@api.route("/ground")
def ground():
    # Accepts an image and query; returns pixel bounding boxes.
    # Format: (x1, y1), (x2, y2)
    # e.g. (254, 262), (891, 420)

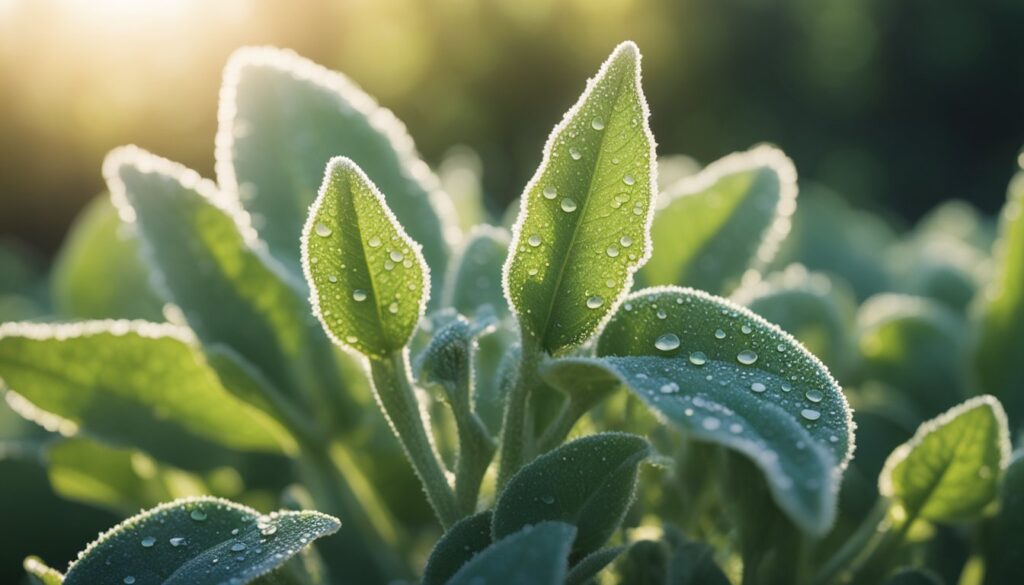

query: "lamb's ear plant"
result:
(1, 40), (1022, 585)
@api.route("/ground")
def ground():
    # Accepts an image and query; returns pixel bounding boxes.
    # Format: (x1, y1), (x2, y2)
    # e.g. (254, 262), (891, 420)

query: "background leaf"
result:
(447, 522), (576, 585)
(983, 450), (1024, 585)
(503, 41), (656, 354)
(443, 225), (510, 317)
(23, 557), (62, 585)
(421, 510), (492, 585)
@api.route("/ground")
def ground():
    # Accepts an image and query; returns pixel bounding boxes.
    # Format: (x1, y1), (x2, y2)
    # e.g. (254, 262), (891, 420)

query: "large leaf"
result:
(493, 433), (649, 556)
(447, 522), (576, 585)
(588, 286), (853, 535)
(216, 46), (454, 299)
(983, 450), (1024, 584)
(974, 168), (1024, 428)
(641, 145), (797, 294)
(303, 157), (429, 360)
(503, 41), (657, 355)
(50, 195), (164, 321)
(444, 225), (510, 317)
(422, 510), (493, 585)
(0, 321), (292, 464)
(879, 395), (1011, 522)
(61, 496), (339, 585)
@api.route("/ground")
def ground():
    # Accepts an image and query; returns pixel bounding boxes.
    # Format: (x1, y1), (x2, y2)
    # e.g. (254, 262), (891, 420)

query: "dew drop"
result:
(656, 309), (667, 320)
(389, 250), (404, 262)
(569, 147), (582, 160)
(586, 295), (604, 309)
(689, 351), (708, 365)
(805, 389), (823, 403)
(659, 382), (679, 394)
(352, 289), (367, 302)
(190, 509), (208, 522)
(606, 246), (620, 257)
(702, 417), (721, 431)
(623, 174), (636, 186)
(327, 275), (337, 283)
(543, 185), (557, 199)
(801, 409), (821, 421)
(540, 494), (556, 505)
(388, 302), (399, 314)
(141, 537), (156, 548)
(655, 333), (681, 351)
(314, 223), (332, 238)
(367, 236), (382, 248)
(730, 423), (743, 434)
(714, 329), (726, 339)
(781, 382), (792, 392)
(737, 350), (758, 365)
(741, 325), (752, 334)
(591, 117), (605, 130)
(750, 382), (766, 393)
(231, 542), (247, 552)
(560, 198), (578, 212)
(528, 234), (542, 247)
(124, 577), (136, 584)
(619, 235), (633, 247)
(170, 537), (187, 547)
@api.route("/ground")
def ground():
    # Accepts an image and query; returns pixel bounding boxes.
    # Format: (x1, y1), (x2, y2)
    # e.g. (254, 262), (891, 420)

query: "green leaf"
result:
(303, 157), (430, 360)
(50, 195), (164, 321)
(503, 41), (657, 355)
(0, 321), (293, 464)
(591, 286), (853, 535)
(493, 432), (649, 556)
(974, 168), (1024, 428)
(983, 450), (1024, 585)
(565, 546), (625, 585)
(24, 557), (63, 585)
(61, 496), (339, 585)
(883, 567), (943, 585)
(879, 395), (1011, 522)
(216, 47), (455, 301)
(616, 540), (670, 585)
(422, 510), (493, 585)
(447, 522), (576, 585)
(641, 145), (797, 294)
(667, 541), (731, 585)
(444, 225), (510, 317)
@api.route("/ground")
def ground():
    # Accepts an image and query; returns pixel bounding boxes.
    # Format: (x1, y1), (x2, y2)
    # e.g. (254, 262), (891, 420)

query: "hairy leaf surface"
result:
(422, 510), (493, 585)
(447, 522), (576, 585)
(445, 225), (510, 317)
(23, 557), (62, 585)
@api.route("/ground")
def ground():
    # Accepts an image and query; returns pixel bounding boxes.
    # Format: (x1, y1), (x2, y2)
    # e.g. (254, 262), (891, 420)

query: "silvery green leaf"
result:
(444, 225), (510, 317)
(565, 546), (626, 585)
(447, 522), (576, 585)
(421, 510), (492, 585)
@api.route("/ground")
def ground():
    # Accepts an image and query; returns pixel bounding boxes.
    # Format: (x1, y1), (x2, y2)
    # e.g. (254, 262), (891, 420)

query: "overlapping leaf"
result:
(444, 225), (510, 317)
(447, 522), (576, 585)
(422, 510), (493, 585)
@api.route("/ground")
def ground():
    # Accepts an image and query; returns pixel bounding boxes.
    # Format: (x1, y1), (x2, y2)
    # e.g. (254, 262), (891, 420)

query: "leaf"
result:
(883, 567), (943, 585)
(0, 321), (293, 465)
(303, 157), (430, 360)
(50, 195), (164, 321)
(493, 432), (649, 556)
(667, 541), (731, 585)
(61, 496), (339, 585)
(444, 225), (511, 317)
(591, 286), (853, 535)
(879, 395), (1011, 522)
(565, 546), (625, 585)
(23, 557), (63, 585)
(983, 450), (1024, 584)
(641, 145), (797, 294)
(503, 41), (657, 355)
(974, 168), (1024, 428)
(447, 522), (576, 585)
(616, 540), (670, 585)
(216, 47), (455, 301)
(422, 510), (493, 585)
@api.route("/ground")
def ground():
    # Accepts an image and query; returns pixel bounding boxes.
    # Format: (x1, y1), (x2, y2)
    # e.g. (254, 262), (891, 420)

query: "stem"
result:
(812, 497), (890, 585)
(845, 506), (917, 585)
(453, 413), (495, 514)
(536, 396), (587, 454)
(496, 334), (542, 490)
(369, 350), (460, 528)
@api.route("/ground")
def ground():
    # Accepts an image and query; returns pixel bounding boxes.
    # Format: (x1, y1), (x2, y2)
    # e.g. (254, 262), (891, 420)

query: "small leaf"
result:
(447, 522), (576, 585)
(444, 225), (510, 317)
(592, 286), (853, 535)
(0, 321), (293, 463)
(879, 395), (1011, 522)
(493, 432), (649, 556)
(983, 450), (1024, 584)
(216, 47), (455, 299)
(422, 510), (493, 585)
(303, 157), (429, 360)
(24, 557), (63, 585)
(565, 546), (625, 585)
(503, 41), (657, 355)
(641, 145), (797, 294)
(61, 496), (339, 585)
(974, 167), (1024, 428)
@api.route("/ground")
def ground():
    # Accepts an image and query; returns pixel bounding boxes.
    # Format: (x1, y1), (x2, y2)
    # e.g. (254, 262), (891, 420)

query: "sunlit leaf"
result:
(422, 510), (492, 585)
(23, 557), (63, 585)
(447, 522), (576, 585)
(503, 41), (657, 354)
(444, 225), (510, 317)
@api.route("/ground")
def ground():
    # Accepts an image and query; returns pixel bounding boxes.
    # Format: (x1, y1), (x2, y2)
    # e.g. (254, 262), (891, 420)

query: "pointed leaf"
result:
(448, 522), (576, 585)
(503, 41), (657, 354)
(303, 157), (430, 359)
(641, 146), (797, 294)
(216, 47), (454, 299)
(592, 286), (853, 535)
(62, 496), (339, 585)
(493, 432), (649, 555)
(422, 510), (493, 585)
(983, 450), (1024, 584)
(879, 395), (1011, 522)
(565, 546), (626, 585)
(24, 557), (63, 585)
(444, 225), (510, 317)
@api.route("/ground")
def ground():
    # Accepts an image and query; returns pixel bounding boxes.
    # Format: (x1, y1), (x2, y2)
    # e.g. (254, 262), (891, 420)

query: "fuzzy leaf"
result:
(493, 433), (649, 555)
(422, 510), (493, 585)
(504, 41), (656, 355)
(444, 225), (510, 317)
(303, 157), (430, 360)
(879, 395), (1011, 522)
(216, 47), (454, 299)
(641, 146), (796, 294)
(23, 557), (63, 585)
(592, 286), (853, 535)
(448, 522), (576, 585)
(61, 496), (339, 585)
(565, 546), (626, 585)
(667, 541), (731, 585)
(983, 450), (1024, 584)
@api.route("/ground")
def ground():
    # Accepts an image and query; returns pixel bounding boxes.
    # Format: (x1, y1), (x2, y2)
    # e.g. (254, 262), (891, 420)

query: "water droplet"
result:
(702, 417), (721, 431)
(569, 147), (582, 160)
(805, 389), (823, 403)
(124, 577), (136, 584)
(591, 117), (605, 130)
(623, 174), (636, 186)
(689, 351), (708, 365)
(751, 382), (766, 393)
(656, 309), (667, 320)
(190, 509), (208, 522)
(367, 236), (382, 248)
(659, 382), (679, 394)
(619, 235), (633, 247)
(714, 329), (726, 339)
(346, 335), (358, 344)
(352, 289), (367, 302)
(327, 275), (337, 283)
(781, 382), (792, 392)
(541, 494), (556, 504)
(606, 246), (619, 257)
(314, 223), (332, 237)
(262, 525), (277, 536)
(560, 198), (578, 212)
(528, 234), (542, 247)
(141, 536), (156, 548)
(389, 250), (404, 262)
(730, 423), (743, 434)
(388, 302), (399, 314)
(528, 267), (539, 276)
(655, 333), (681, 351)
(231, 542), (247, 552)
(170, 537), (187, 547)
(776, 343), (786, 352)
(586, 295), (604, 309)
(741, 325), (752, 334)
(543, 186), (557, 199)
(801, 409), (821, 421)
(737, 350), (758, 365)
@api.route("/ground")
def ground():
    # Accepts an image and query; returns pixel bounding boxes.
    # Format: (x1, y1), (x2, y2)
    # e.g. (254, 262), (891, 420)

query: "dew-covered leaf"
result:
(62, 496), (339, 585)
(493, 433), (649, 556)
(50, 195), (164, 321)
(447, 522), (576, 585)
(216, 47), (454, 299)
(23, 557), (63, 585)
(503, 41), (656, 355)
(593, 286), (853, 535)
(983, 450), (1024, 584)
(0, 321), (293, 464)
(879, 395), (1011, 522)
(444, 225), (510, 317)
(303, 157), (429, 360)
(421, 510), (492, 585)
(974, 168), (1024, 428)
(565, 546), (625, 585)
(641, 146), (796, 295)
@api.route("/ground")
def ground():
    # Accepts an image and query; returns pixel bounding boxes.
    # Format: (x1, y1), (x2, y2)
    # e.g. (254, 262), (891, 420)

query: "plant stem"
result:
(369, 350), (460, 528)
(812, 497), (890, 585)
(496, 334), (541, 490)
(536, 396), (586, 454)
(453, 412), (495, 514)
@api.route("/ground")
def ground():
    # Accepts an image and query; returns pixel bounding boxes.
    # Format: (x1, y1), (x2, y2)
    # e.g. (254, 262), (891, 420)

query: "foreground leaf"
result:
(23, 557), (62, 585)
(879, 395), (1011, 522)
(444, 225), (510, 317)
(62, 496), (339, 585)
(303, 157), (430, 360)
(641, 145), (796, 294)
(983, 450), (1024, 584)
(565, 546), (626, 585)
(216, 47), (454, 298)
(422, 510), (493, 585)
(493, 433), (649, 555)
(448, 522), (576, 585)
(504, 41), (657, 354)
(592, 286), (853, 535)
